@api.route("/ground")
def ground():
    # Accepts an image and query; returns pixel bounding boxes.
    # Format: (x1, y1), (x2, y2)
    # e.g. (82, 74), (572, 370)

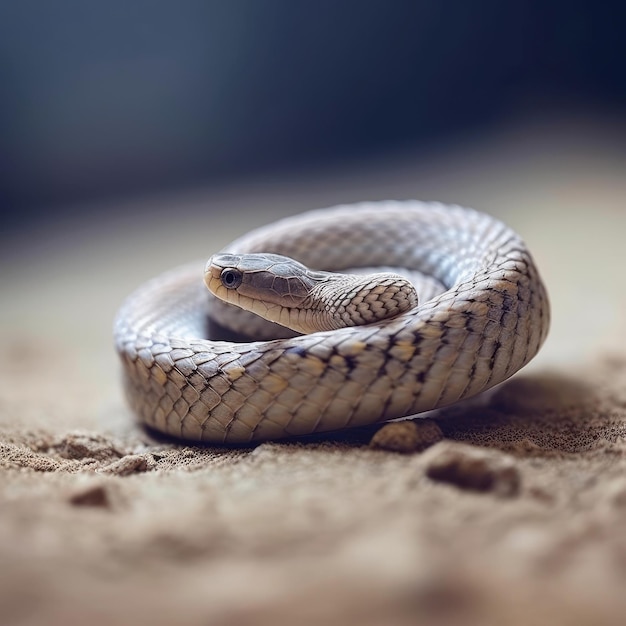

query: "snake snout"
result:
(204, 254), (235, 297)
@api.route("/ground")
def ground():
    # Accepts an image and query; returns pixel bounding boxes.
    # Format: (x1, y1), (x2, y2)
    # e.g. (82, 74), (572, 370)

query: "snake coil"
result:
(114, 201), (549, 443)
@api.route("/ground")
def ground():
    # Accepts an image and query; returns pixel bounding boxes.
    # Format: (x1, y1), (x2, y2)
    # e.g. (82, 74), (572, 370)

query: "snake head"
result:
(205, 252), (418, 335)
(205, 253), (318, 328)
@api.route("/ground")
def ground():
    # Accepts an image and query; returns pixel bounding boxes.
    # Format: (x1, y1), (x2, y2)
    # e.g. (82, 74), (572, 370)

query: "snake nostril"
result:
(221, 268), (243, 289)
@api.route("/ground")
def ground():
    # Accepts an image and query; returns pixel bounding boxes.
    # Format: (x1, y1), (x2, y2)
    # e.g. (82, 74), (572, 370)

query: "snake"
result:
(114, 201), (550, 444)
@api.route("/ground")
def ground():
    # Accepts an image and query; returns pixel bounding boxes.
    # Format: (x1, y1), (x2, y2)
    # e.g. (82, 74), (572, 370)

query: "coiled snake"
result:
(114, 201), (549, 443)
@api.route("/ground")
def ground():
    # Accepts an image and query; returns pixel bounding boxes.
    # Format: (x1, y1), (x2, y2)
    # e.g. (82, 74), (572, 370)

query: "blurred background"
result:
(1, 7), (625, 623)
(1, 1), (624, 227)
(0, 6), (626, 626)
(0, 0), (624, 384)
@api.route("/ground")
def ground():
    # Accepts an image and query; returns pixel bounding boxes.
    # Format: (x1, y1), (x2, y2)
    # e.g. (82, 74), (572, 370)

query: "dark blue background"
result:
(1, 1), (624, 223)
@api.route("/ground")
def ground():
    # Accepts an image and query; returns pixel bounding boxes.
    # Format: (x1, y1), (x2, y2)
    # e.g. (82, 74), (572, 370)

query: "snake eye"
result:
(220, 268), (243, 289)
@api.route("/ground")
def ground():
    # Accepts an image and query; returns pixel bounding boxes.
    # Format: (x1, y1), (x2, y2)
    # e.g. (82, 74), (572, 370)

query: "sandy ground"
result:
(2, 112), (626, 625)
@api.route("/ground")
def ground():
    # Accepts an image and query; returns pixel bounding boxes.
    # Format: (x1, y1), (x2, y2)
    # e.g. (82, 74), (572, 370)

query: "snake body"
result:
(114, 201), (549, 443)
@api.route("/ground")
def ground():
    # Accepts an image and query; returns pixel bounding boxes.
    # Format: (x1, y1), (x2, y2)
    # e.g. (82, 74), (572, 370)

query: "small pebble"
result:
(424, 441), (520, 497)
(68, 484), (110, 508)
(98, 454), (149, 476)
(370, 419), (444, 453)
(0, 442), (61, 472)
(54, 432), (122, 461)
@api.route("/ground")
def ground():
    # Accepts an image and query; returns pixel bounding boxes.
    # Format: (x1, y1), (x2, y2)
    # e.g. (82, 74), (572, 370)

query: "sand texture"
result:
(2, 116), (625, 625)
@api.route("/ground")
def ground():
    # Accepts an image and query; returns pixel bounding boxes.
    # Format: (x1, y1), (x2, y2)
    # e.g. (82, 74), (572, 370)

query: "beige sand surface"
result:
(2, 113), (625, 625)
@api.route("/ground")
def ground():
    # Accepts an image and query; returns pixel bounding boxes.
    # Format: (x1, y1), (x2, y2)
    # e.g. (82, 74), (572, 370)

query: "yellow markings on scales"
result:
(299, 354), (326, 376)
(259, 372), (289, 394)
(152, 365), (168, 385)
(336, 339), (367, 357)
(389, 341), (416, 362)
(224, 364), (246, 382)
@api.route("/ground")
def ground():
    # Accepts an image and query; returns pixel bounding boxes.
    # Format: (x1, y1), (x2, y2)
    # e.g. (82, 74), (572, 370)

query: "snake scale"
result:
(114, 201), (550, 443)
